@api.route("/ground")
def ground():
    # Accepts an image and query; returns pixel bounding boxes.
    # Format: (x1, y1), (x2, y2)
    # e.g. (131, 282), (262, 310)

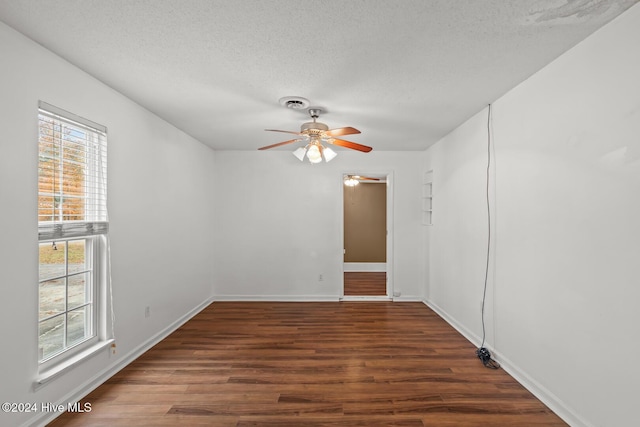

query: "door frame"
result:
(340, 171), (394, 300)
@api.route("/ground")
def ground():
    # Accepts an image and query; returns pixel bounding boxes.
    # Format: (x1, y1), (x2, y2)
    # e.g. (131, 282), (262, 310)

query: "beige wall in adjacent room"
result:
(344, 182), (386, 262)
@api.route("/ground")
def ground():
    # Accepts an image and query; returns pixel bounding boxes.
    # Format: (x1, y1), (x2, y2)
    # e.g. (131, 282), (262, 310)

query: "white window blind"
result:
(38, 101), (108, 240)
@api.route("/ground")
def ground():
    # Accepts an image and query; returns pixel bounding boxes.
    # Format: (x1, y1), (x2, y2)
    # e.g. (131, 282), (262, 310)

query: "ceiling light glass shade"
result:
(292, 147), (307, 161)
(344, 178), (359, 186)
(323, 146), (337, 162)
(306, 144), (322, 163)
(293, 142), (338, 164)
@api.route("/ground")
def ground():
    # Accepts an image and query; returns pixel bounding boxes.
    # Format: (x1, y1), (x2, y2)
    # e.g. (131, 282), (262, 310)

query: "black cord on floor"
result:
(478, 104), (499, 370)
(476, 347), (500, 369)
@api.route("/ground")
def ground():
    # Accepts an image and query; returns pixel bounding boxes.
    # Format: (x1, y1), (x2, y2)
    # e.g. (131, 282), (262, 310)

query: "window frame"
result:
(38, 236), (100, 369)
(37, 101), (109, 375)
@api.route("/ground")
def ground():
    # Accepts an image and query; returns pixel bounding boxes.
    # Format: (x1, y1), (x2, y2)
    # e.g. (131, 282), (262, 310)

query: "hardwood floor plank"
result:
(47, 302), (566, 426)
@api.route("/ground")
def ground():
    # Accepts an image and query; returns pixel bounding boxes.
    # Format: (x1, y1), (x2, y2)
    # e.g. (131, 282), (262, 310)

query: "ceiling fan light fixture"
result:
(323, 146), (337, 162)
(293, 143), (336, 163)
(306, 144), (323, 163)
(344, 177), (359, 186)
(292, 146), (307, 161)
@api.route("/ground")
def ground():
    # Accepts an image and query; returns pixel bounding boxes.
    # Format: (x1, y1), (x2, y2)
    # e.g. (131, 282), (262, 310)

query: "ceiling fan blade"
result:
(330, 138), (373, 153)
(265, 129), (302, 136)
(325, 127), (361, 137)
(258, 139), (300, 150)
(354, 176), (380, 181)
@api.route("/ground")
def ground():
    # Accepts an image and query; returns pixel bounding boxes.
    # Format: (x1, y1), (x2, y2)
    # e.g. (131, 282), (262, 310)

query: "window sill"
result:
(34, 339), (115, 389)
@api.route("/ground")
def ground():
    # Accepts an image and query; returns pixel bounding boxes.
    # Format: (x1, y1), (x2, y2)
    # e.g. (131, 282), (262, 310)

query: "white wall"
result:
(213, 150), (424, 300)
(0, 22), (216, 427)
(425, 5), (640, 427)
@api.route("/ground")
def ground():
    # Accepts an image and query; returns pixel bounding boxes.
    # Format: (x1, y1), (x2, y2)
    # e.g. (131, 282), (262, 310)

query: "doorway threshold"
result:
(340, 296), (392, 302)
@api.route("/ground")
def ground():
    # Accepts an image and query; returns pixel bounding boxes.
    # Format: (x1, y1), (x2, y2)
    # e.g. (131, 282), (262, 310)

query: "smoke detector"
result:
(279, 96), (310, 110)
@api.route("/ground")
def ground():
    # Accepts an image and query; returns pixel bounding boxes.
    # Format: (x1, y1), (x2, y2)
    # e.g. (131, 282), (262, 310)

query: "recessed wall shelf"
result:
(422, 170), (433, 226)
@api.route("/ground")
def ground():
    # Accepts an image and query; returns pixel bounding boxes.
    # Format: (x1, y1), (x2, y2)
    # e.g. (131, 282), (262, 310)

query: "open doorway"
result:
(342, 173), (392, 299)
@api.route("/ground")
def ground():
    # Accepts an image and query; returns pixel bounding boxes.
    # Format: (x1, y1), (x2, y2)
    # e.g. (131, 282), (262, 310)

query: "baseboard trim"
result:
(214, 295), (422, 303)
(343, 262), (386, 272)
(423, 299), (481, 345)
(213, 295), (341, 302)
(28, 297), (215, 427)
(391, 296), (423, 302)
(423, 299), (593, 427)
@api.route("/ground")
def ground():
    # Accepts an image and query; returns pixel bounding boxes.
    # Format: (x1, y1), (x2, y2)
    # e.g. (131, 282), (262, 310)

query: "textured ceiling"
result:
(1, 0), (637, 151)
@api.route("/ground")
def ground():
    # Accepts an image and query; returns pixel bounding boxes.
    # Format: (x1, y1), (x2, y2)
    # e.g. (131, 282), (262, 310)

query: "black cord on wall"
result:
(477, 104), (500, 370)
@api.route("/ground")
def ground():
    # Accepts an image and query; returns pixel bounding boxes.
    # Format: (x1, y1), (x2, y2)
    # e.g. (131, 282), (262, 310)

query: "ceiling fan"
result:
(258, 108), (372, 163)
(344, 175), (380, 186)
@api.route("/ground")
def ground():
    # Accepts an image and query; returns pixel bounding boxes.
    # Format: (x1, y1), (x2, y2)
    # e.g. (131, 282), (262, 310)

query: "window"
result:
(37, 101), (108, 368)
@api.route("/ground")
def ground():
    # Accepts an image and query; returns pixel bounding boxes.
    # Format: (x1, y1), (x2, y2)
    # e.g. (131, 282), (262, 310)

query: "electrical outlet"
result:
(318, 274), (324, 281)
(145, 306), (151, 318)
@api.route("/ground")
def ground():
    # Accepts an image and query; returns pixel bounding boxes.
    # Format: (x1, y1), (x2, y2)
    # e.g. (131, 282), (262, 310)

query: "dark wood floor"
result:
(343, 272), (387, 296)
(49, 302), (566, 426)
